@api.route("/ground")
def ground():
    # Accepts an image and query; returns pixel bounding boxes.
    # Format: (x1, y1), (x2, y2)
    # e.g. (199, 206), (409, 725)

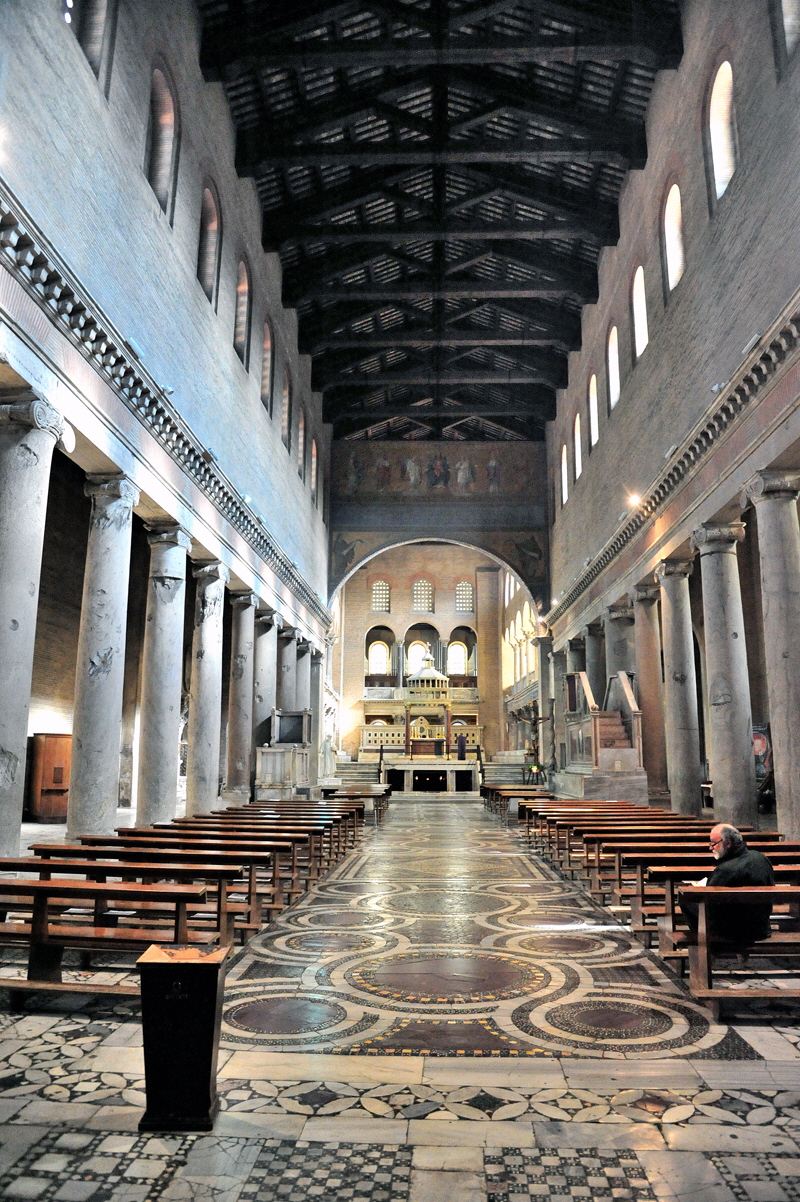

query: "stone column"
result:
(296, 639), (312, 710)
(655, 561), (702, 815)
(581, 623), (606, 709)
(277, 630), (297, 710)
(225, 592), (257, 804)
(185, 561), (229, 816)
(310, 649), (324, 785)
(533, 634), (554, 769)
(0, 396), (64, 855)
(565, 638), (585, 674)
(690, 522), (756, 826)
(68, 475), (140, 838)
(253, 613), (277, 746)
(630, 584), (668, 794)
(136, 524), (192, 827)
(603, 604), (635, 680)
(549, 649), (568, 770)
(743, 470), (800, 838)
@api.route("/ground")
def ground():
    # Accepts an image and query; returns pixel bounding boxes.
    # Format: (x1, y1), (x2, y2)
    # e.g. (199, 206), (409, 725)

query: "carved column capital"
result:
(690, 521), (746, 555)
(630, 584), (660, 606)
(603, 604), (634, 626)
(580, 622), (603, 639)
(85, 474), (139, 527)
(655, 559), (694, 584)
(145, 523), (192, 551)
(192, 560), (229, 586)
(230, 591), (258, 610)
(0, 394), (65, 441)
(741, 469), (800, 508)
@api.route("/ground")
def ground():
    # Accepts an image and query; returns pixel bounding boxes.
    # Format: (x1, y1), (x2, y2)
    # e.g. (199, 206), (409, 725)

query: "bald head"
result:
(710, 823), (744, 860)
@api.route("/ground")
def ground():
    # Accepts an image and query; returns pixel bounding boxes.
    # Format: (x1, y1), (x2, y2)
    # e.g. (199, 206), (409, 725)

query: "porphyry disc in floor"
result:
(226, 996), (347, 1035)
(348, 952), (548, 1002)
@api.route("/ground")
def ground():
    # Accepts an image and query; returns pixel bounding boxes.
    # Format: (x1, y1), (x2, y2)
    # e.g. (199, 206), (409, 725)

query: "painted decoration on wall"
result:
(333, 442), (544, 500)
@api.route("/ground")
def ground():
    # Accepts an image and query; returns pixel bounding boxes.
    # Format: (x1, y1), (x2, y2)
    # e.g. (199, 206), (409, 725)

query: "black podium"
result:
(137, 944), (229, 1131)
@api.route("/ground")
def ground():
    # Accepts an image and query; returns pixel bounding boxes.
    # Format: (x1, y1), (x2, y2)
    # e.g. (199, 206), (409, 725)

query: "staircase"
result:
(336, 760), (381, 786)
(483, 762), (529, 786)
(596, 711), (631, 749)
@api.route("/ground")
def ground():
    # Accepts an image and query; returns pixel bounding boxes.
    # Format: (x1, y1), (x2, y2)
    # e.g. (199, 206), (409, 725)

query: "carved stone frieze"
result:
(0, 181), (329, 627)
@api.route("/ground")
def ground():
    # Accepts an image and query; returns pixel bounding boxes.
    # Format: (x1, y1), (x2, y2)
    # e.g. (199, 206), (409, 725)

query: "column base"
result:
(220, 787), (251, 808)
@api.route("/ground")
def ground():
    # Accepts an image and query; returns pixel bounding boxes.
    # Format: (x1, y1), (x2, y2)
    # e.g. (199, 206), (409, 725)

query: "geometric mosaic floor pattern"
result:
(223, 802), (798, 1058)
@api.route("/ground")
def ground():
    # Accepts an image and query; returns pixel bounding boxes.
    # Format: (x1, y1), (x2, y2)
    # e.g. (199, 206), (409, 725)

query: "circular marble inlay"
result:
(545, 1000), (673, 1040)
(385, 891), (501, 916)
(226, 996), (347, 1034)
(349, 952), (547, 1002)
(285, 932), (375, 953)
(518, 934), (604, 955)
(303, 910), (381, 928)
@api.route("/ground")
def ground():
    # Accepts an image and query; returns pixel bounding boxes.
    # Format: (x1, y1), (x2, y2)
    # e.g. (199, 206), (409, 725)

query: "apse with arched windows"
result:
(330, 541), (539, 762)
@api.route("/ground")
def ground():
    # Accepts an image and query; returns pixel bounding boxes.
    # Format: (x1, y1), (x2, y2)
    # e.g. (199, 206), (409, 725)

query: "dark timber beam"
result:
(319, 369), (560, 388)
(286, 272), (597, 306)
(239, 137), (629, 174)
(306, 329), (578, 351)
(280, 223), (601, 245)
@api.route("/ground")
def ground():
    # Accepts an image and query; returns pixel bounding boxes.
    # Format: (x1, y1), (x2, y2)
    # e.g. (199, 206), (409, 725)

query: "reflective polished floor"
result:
(222, 802), (793, 1059)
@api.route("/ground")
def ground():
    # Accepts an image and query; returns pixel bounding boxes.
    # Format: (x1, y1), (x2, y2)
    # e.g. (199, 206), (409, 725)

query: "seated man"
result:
(680, 823), (774, 945)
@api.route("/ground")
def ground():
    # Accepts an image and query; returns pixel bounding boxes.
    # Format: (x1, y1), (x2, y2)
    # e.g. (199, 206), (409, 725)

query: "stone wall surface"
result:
(547, 0), (800, 616)
(0, 0), (329, 593)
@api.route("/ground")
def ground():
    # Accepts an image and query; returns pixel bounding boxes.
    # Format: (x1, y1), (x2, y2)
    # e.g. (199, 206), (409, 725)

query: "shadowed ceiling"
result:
(198, 0), (682, 441)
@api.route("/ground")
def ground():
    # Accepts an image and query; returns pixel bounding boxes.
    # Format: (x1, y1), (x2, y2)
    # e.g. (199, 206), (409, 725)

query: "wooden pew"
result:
(0, 857), (245, 945)
(0, 877), (208, 996)
(679, 884), (800, 1018)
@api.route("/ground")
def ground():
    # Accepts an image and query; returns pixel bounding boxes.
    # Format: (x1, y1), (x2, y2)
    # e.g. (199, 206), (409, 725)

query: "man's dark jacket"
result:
(704, 842), (775, 942)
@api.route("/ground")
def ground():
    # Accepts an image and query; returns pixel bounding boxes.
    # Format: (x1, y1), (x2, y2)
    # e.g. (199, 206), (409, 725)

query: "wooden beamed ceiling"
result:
(199, 0), (682, 441)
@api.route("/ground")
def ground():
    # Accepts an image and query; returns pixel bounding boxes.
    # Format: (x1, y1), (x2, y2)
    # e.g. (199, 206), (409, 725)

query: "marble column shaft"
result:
(253, 615), (277, 746)
(310, 650), (324, 784)
(743, 471), (800, 839)
(296, 640), (312, 711)
(691, 522), (756, 827)
(533, 635), (554, 768)
(136, 525), (192, 827)
(0, 397), (64, 856)
(68, 475), (140, 837)
(277, 631), (298, 710)
(656, 561), (702, 815)
(603, 605), (635, 681)
(581, 623), (606, 710)
(630, 584), (668, 793)
(185, 561), (229, 816)
(226, 592), (257, 799)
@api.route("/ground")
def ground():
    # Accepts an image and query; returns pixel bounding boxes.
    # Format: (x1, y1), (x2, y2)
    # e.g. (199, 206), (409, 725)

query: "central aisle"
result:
(223, 802), (754, 1059)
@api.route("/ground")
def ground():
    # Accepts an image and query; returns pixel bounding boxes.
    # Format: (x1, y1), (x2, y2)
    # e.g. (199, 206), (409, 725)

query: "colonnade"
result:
(0, 398), (323, 855)
(549, 470), (800, 839)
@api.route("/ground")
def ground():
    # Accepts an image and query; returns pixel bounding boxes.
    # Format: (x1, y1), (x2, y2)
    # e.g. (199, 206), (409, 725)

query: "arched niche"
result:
(447, 625), (478, 684)
(365, 625), (397, 686)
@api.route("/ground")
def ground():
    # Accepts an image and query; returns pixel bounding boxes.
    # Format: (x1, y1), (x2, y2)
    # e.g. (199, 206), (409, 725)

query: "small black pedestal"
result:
(137, 944), (229, 1132)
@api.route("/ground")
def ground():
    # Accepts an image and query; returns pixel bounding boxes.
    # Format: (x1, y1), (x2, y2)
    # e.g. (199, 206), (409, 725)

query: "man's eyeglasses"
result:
(709, 838), (723, 849)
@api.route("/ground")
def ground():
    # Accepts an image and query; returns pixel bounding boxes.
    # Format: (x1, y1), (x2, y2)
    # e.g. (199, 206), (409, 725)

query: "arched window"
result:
(407, 641), (428, 675)
(297, 409), (306, 479)
(368, 641), (389, 676)
(607, 326), (620, 408)
(311, 439), (318, 505)
(560, 444), (568, 505)
(371, 580), (390, 611)
(64, 0), (114, 77)
(412, 579), (434, 612)
(447, 641), (468, 676)
(233, 261), (251, 364)
(663, 184), (685, 291)
(455, 581), (474, 612)
(709, 61), (736, 200)
(146, 68), (178, 215)
(281, 371), (292, 450)
(632, 266), (649, 359)
(588, 374), (599, 446)
(781, 0), (800, 56)
(261, 322), (273, 414)
(196, 186), (220, 302)
(573, 413), (582, 479)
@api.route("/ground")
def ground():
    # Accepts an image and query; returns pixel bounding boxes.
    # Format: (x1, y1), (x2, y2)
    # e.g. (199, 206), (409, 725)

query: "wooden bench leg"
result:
(28, 895), (62, 983)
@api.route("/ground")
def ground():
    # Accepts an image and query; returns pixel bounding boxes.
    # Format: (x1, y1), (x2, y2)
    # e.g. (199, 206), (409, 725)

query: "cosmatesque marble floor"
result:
(0, 803), (796, 1199)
